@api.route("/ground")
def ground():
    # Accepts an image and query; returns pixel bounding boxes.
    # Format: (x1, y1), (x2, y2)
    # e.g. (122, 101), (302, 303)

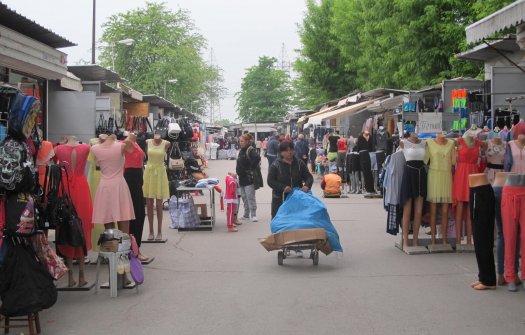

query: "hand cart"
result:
(277, 240), (322, 266)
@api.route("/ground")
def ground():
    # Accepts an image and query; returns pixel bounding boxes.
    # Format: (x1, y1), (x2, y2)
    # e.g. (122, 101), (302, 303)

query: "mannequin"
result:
(55, 135), (93, 287)
(453, 134), (481, 246)
(501, 173), (525, 292)
(504, 134), (525, 173)
(91, 135), (135, 287)
(87, 134), (107, 252)
(123, 132), (148, 261)
(484, 136), (506, 183)
(356, 130), (375, 194)
(424, 133), (456, 244)
(143, 133), (170, 240)
(399, 133), (427, 248)
(493, 172), (520, 286)
(468, 173), (496, 290)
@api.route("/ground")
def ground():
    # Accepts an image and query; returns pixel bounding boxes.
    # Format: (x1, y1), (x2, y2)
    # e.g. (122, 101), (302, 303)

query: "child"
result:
(225, 172), (239, 232)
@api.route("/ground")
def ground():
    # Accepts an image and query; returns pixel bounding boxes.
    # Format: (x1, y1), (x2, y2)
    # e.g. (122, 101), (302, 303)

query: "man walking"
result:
(294, 134), (309, 165)
(266, 133), (280, 167)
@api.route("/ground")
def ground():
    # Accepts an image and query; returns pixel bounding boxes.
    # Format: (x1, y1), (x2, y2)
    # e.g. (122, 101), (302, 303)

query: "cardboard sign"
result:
(418, 113), (442, 133)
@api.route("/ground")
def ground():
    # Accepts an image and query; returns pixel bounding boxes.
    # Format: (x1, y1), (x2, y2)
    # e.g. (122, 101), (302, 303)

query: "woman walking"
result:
(236, 134), (261, 222)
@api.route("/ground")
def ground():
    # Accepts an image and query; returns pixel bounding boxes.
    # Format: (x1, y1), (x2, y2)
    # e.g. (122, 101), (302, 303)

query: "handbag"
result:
(31, 233), (68, 280)
(5, 193), (36, 237)
(169, 195), (200, 229)
(129, 252), (144, 284)
(168, 143), (184, 171)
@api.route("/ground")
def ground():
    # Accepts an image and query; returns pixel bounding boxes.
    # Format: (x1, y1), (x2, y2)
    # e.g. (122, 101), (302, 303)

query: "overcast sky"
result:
(2, 0), (307, 122)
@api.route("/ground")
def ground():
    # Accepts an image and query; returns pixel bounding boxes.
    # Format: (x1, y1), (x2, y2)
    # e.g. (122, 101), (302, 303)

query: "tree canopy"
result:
(294, 0), (514, 109)
(235, 56), (292, 122)
(98, 2), (225, 116)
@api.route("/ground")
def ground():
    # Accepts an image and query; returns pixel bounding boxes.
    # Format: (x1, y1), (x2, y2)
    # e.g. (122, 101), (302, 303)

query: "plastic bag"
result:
(271, 188), (343, 253)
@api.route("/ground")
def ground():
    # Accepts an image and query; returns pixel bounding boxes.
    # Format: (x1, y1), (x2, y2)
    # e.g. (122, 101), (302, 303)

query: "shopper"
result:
(267, 140), (313, 218)
(236, 134), (261, 222)
(294, 133), (309, 165)
(266, 133), (280, 167)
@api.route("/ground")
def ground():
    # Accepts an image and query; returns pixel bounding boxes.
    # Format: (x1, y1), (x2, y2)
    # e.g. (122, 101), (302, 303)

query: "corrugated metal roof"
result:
(0, 2), (75, 48)
(142, 94), (180, 111)
(68, 65), (122, 82)
(456, 37), (520, 61)
(466, 0), (525, 44)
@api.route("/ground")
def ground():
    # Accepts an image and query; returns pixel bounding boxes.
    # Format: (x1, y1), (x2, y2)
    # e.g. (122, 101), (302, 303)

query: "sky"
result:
(2, 0), (307, 122)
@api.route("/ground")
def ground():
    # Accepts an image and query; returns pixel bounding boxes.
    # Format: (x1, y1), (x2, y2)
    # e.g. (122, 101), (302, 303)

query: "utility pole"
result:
(91, 0), (96, 64)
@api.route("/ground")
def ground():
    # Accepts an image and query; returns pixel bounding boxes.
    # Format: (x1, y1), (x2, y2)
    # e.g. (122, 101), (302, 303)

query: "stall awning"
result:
(321, 98), (384, 121)
(68, 65), (123, 82)
(456, 38), (520, 62)
(466, 0), (525, 44)
(367, 95), (408, 113)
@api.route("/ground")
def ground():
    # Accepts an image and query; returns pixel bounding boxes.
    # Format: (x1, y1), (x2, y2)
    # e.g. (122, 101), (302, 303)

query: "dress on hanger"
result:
(424, 139), (456, 203)
(54, 143), (93, 257)
(453, 138), (481, 203)
(484, 140), (506, 183)
(91, 141), (135, 224)
(143, 139), (169, 200)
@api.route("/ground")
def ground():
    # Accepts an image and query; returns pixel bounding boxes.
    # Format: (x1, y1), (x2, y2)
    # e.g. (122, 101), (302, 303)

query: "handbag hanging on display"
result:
(31, 233), (68, 280)
(168, 142), (185, 171)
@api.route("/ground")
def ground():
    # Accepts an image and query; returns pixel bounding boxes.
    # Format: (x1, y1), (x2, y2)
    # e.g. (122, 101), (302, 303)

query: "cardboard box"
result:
(258, 228), (333, 255)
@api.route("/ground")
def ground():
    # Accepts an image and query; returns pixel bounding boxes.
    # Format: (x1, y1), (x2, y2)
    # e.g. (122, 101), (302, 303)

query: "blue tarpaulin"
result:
(270, 189), (343, 253)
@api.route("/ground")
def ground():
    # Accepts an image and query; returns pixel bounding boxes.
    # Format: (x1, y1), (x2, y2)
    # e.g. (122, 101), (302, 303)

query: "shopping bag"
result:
(169, 195), (200, 229)
(31, 234), (68, 280)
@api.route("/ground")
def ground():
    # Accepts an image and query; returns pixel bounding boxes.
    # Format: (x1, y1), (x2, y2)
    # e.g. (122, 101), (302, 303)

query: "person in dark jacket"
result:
(266, 133), (280, 167)
(236, 134), (261, 222)
(267, 140), (314, 219)
(294, 133), (309, 165)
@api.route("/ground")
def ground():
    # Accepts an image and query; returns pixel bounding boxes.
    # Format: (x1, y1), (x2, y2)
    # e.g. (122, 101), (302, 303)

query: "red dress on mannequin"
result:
(55, 143), (93, 258)
(453, 137), (481, 203)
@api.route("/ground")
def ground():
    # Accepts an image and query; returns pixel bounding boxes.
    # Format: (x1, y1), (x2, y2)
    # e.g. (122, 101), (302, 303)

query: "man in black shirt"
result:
(327, 130), (340, 162)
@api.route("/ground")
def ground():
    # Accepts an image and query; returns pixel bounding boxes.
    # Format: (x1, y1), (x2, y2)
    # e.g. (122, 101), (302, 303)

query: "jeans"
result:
(239, 184), (257, 218)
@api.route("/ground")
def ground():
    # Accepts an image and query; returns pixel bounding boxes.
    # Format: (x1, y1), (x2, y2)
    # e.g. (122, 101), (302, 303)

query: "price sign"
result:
(418, 113), (442, 133)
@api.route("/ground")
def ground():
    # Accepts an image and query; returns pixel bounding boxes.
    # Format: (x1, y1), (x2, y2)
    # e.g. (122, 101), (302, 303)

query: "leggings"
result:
(501, 185), (525, 283)
(469, 184), (496, 286)
(124, 168), (146, 247)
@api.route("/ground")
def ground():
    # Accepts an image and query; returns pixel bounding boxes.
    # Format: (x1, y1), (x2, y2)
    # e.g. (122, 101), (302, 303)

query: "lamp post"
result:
(111, 38), (134, 71)
(164, 79), (177, 99)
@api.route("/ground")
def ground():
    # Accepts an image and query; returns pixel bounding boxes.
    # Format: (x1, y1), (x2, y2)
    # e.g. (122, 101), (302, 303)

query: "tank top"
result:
(509, 140), (525, 173)
(124, 142), (145, 169)
(402, 139), (426, 161)
(485, 140), (506, 166)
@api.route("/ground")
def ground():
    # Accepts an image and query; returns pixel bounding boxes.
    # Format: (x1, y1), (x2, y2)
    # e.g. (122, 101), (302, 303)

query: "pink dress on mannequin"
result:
(54, 143), (93, 258)
(91, 141), (135, 224)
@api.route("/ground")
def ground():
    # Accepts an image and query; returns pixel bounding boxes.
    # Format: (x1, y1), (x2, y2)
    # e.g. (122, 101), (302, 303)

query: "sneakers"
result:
(228, 227), (238, 232)
(251, 216), (258, 222)
(507, 282), (518, 292)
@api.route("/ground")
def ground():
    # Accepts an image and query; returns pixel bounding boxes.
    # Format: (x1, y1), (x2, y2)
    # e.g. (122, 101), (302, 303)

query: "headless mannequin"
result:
(62, 136), (87, 287)
(430, 134), (450, 245)
(505, 173), (525, 186)
(146, 134), (169, 240)
(454, 135), (476, 245)
(399, 133), (424, 248)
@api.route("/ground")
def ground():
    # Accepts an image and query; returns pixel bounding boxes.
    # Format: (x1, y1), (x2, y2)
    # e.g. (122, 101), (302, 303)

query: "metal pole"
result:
(91, 0), (96, 64)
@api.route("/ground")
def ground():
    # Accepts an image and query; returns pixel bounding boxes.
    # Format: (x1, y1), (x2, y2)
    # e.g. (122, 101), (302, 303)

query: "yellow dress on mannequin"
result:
(424, 139), (456, 203)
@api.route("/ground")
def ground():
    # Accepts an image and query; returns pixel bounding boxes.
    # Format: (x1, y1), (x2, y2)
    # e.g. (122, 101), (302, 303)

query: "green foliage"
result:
(295, 0), (511, 105)
(235, 56), (292, 122)
(99, 2), (225, 116)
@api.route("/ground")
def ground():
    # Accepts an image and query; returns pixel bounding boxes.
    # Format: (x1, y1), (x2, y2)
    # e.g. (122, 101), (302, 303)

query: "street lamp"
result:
(111, 38), (134, 71)
(164, 79), (177, 99)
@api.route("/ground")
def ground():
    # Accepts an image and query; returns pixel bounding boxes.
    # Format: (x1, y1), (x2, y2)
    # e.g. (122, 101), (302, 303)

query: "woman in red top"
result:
(123, 132), (149, 262)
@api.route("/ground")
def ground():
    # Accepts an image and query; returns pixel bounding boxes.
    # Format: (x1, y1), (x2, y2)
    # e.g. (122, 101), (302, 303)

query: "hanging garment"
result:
(425, 139), (456, 203)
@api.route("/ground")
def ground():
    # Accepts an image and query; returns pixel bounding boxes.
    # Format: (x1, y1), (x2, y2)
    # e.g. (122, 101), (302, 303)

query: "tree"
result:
(98, 2), (225, 116)
(235, 56), (292, 122)
(295, 0), (512, 104)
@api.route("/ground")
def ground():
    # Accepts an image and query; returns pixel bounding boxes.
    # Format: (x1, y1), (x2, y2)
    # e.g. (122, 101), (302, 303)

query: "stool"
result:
(2, 313), (41, 334)
(94, 250), (137, 297)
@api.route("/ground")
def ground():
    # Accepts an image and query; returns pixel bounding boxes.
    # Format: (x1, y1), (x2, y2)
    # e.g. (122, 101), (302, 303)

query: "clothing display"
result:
(91, 140), (135, 224)
(400, 139), (427, 205)
(484, 140), (506, 183)
(453, 138), (481, 203)
(359, 150), (375, 193)
(424, 139), (456, 203)
(504, 140), (525, 173)
(124, 142), (146, 246)
(469, 184), (496, 287)
(54, 143), (93, 258)
(501, 184), (525, 283)
(36, 140), (54, 188)
(383, 151), (405, 206)
(142, 139), (169, 200)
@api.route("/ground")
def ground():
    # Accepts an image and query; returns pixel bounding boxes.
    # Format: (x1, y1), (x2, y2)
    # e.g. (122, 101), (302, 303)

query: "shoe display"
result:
(251, 216), (258, 222)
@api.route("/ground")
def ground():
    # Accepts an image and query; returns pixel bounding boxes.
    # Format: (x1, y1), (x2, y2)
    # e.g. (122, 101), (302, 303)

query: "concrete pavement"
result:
(42, 157), (525, 335)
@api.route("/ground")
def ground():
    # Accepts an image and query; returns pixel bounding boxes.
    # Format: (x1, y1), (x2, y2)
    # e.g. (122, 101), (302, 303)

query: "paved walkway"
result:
(42, 158), (524, 335)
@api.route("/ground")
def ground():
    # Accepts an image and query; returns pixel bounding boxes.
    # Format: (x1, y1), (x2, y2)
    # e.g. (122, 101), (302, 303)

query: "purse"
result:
(129, 252), (144, 284)
(168, 143), (184, 171)
(31, 233), (68, 280)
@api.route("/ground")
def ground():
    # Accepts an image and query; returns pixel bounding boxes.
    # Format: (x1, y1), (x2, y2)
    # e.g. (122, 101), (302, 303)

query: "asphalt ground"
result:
(38, 157), (525, 335)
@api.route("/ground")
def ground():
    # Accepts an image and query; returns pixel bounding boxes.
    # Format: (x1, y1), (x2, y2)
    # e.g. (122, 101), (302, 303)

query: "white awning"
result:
(321, 98), (384, 121)
(466, 0), (525, 44)
(60, 71), (82, 92)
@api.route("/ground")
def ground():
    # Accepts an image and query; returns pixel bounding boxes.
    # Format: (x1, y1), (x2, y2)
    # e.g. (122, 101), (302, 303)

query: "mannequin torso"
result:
(469, 173), (489, 187)
(505, 174), (525, 186)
